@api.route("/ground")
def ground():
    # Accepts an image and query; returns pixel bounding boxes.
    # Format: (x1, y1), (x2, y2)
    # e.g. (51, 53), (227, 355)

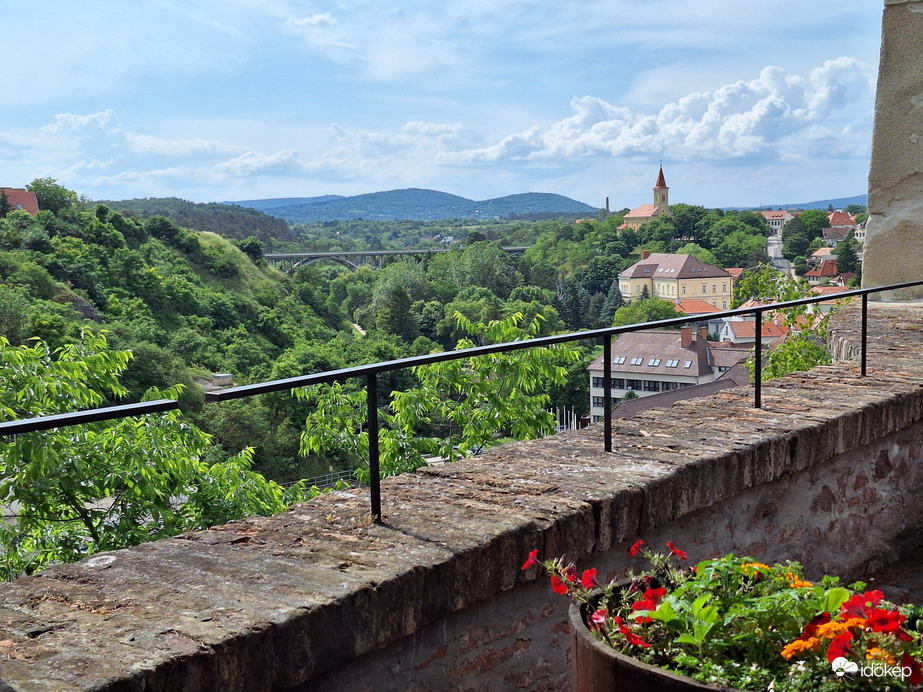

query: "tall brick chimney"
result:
(641, 250), (651, 260)
(681, 327), (693, 348)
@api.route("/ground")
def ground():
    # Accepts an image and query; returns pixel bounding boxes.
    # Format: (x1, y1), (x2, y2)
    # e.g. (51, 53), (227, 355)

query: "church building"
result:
(618, 166), (672, 231)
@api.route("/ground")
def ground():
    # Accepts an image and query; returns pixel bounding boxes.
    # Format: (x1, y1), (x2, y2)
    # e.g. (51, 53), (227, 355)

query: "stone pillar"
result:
(863, 0), (923, 299)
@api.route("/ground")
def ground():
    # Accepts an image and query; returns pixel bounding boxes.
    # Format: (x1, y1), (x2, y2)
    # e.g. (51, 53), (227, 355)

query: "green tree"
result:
(26, 178), (78, 214)
(834, 239), (860, 274)
(0, 191), (11, 219)
(800, 209), (829, 239)
(0, 333), (304, 579)
(731, 265), (836, 382)
(298, 312), (581, 480)
(376, 284), (420, 342)
(612, 297), (680, 327)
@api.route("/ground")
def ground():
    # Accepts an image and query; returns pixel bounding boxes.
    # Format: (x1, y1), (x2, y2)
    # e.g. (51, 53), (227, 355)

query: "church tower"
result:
(653, 165), (669, 212)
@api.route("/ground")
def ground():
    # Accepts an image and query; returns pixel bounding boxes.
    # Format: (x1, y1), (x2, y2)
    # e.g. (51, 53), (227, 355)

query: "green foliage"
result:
(732, 265), (836, 381)
(612, 297), (680, 327)
(26, 178), (78, 214)
(0, 333), (303, 579)
(298, 312), (581, 481)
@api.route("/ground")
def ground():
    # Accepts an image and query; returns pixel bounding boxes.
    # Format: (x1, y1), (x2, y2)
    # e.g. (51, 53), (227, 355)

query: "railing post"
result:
(367, 373), (382, 522)
(861, 292), (869, 377)
(753, 308), (763, 408)
(603, 334), (612, 452)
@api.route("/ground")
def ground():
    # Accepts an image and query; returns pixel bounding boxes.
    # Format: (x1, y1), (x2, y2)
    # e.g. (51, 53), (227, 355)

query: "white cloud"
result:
(450, 59), (875, 166)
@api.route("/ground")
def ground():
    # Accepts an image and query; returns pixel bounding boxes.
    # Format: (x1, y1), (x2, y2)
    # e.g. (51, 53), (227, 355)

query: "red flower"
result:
(866, 608), (913, 641)
(841, 590), (885, 620)
(580, 568), (598, 589)
(589, 608), (608, 630)
(614, 617), (650, 648)
(550, 575), (568, 594)
(521, 549), (541, 571)
(563, 564), (578, 583)
(826, 630), (854, 665)
(799, 612), (832, 641)
(631, 589), (664, 623)
(666, 541), (688, 561)
(901, 654), (923, 686)
(629, 539), (644, 557)
(645, 587), (666, 604)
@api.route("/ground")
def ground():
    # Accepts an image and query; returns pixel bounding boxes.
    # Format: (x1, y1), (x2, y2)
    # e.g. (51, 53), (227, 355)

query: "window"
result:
(723, 300), (728, 309)
(702, 284), (707, 294)
(626, 379), (642, 390)
(612, 378), (625, 389)
(662, 381), (679, 391)
(644, 381), (660, 392)
(665, 359), (679, 367)
(630, 357), (644, 365)
(712, 284), (717, 293)
(682, 285), (687, 295)
(684, 360), (693, 368)
(592, 377), (605, 388)
(592, 396), (606, 407)
(648, 358), (661, 366)
(613, 356), (626, 364)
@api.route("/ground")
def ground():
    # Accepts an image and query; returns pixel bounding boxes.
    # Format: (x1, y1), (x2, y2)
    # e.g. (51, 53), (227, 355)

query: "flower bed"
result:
(523, 541), (923, 691)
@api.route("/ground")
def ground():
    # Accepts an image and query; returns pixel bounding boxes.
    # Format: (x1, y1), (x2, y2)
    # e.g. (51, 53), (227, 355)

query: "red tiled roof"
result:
(810, 246), (833, 257)
(675, 299), (721, 314)
(805, 260), (839, 277)
(624, 203), (661, 219)
(809, 285), (849, 296)
(827, 210), (854, 227)
(727, 321), (788, 339)
(0, 188), (39, 215)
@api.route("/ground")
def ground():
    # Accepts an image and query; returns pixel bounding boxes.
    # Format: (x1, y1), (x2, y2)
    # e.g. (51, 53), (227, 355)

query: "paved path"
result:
(865, 548), (923, 605)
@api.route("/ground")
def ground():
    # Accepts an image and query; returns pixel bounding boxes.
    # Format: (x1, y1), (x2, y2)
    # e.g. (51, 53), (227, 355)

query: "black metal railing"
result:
(2, 279), (921, 521)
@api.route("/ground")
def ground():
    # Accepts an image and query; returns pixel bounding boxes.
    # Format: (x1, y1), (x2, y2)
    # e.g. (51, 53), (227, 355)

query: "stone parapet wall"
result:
(1, 302), (922, 691)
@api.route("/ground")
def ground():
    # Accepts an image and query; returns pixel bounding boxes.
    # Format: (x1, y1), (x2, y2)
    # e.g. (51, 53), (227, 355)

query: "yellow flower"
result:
(866, 647), (896, 665)
(782, 637), (820, 660)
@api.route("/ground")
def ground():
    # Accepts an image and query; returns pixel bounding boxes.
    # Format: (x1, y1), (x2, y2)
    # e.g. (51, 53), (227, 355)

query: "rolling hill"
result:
(226, 188), (599, 223)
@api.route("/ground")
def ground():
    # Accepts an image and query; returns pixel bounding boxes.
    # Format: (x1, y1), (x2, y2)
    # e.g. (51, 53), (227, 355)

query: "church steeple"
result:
(653, 165), (669, 210)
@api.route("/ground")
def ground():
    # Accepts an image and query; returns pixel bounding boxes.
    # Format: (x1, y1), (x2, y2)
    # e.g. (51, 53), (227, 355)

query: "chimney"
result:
(699, 326), (708, 341)
(681, 327), (693, 348)
(641, 250), (651, 260)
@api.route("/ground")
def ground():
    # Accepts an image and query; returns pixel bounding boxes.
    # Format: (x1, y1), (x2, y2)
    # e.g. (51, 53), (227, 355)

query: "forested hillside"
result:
(4, 180), (834, 490)
(99, 197), (298, 243)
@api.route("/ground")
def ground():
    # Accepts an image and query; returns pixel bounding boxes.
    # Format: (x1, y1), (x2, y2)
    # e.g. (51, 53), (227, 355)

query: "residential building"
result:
(759, 210), (798, 236)
(618, 166), (672, 231)
(716, 319), (788, 345)
(807, 246), (834, 267)
(586, 327), (748, 423)
(618, 252), (733, 309)
(827, 210), (855, 230)
(805, 259), (839, 286)
(0, 187), (39, 215)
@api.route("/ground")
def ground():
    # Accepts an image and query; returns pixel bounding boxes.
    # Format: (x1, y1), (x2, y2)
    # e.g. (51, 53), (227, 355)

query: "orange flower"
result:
(866, 647), (896, 665)
(782, 637), (820, 660)
(815, 618), (866, 640)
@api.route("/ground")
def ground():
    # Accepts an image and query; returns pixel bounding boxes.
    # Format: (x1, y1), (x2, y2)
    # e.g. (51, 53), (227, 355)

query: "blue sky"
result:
(1, 1), (881, 209)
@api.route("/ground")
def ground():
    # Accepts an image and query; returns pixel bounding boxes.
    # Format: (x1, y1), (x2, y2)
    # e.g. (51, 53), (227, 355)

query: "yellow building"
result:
(618, 166), (672, 231)
(618, 252), (733, 309)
